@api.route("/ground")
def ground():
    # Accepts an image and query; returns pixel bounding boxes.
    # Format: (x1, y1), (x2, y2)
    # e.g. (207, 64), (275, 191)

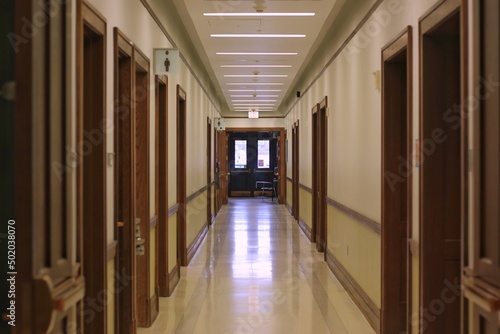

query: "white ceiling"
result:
(171, 0), (344, 117)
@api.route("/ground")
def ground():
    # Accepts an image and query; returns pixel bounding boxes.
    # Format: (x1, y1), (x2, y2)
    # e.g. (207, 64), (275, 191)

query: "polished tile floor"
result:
(139, 198), (375, 334)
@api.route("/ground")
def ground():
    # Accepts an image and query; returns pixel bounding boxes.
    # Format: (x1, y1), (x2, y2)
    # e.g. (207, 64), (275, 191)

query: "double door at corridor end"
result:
(228, 131), (278, 198)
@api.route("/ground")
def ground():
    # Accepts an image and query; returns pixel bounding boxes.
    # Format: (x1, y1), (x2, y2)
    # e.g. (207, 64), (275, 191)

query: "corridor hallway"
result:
(139, 199), (375, 334)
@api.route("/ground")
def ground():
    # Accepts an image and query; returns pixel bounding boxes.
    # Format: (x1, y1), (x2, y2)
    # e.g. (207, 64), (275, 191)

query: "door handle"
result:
(33, 274), (85, 333)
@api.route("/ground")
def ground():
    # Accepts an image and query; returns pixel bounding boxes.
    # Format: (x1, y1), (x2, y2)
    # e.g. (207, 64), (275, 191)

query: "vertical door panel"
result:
(17, 1), (85, 332)
(420, 5), (463, 333)
(467, 0), (500, 331)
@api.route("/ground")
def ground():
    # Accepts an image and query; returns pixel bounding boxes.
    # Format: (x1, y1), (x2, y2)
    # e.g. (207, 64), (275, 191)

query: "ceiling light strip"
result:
(230, 95), (279, 98)
(221, 65), (292, 68)
(211, 34), (305, 38)
(227, 83), (284, 86)
(224, 74), (288, 78)
(233, 104), (275, 106)
(217, 52), (297, 56)
(228, 89), (282, 92)
(232, 100), (277, 102)
(204, 13), (315, 17)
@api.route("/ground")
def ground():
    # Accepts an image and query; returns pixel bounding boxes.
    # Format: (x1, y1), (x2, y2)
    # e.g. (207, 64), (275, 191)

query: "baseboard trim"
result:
(168, 264), (180, 296)
(147, 290), (159, 327)
(187, 223), (208, 265)
(298, 216), (312, 242)
(325, 249), (380, 333)
(286, 202), (292, 215)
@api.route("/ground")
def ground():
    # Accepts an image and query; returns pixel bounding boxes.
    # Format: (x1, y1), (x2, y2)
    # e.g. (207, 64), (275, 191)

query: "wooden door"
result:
(177, 85), (188, 266)
(419, 1), (464, 332)
(156, 75), (169, 298)
(292, 121), (300, 220)
(134, 50), (158, 327)
(215, 130), (228, 210)
(381, 27), (412, 334)
(465, 0), (500, 331)
(17, 1), (86, 332)
(312, 100), (328, 252)
(80, 3), (108, 332)
(114, 28), (137, 334)
(1, 2), (15, 331)
(207, 118), (213, 225)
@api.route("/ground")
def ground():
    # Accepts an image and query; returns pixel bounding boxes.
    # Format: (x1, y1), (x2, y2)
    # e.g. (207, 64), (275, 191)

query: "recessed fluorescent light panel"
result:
(221, 65), (292, 68)
(204, 13), (315, 17)
(217, 52), (298, 56)
(224, 74), (287, 78)
(233, 104), (275, 106)
(227, 83), (283, 86)
(228, 90), (282, 92)
(230, 95), (279, 98)
(211, 34), (305, 38)
(232, 100), (277, 103)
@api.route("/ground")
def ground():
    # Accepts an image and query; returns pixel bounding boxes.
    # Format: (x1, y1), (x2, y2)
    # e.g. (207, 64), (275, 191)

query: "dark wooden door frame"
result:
(79, 3), (108, 332)
(312, 99), (328, 252)
(214, 127), (220, 214)
(17, 1), (87, 332)
(156, 75), (169, 298)
(381, 26), (413, 334)
(207, 117), (213, 225)
(216, 130), (229, 208)
(225, 127), (287, 204)
(177, 85), (188, 266)
(312, 104), (319, 243)
(292, 121), (300, 221)
(113, 27), (137, 334)
(15, 0), (36, 330)
(419, 0), (467, 332)
(465, 0), (500, 331)
(133, 48), (158, 327)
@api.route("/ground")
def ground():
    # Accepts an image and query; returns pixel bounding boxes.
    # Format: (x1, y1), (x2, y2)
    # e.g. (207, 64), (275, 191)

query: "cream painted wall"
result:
(186, 191), (209, 247)
(327, 206), (381, 307)
(284, 0), (442, 330)
(84, 0), (222, 330)
(224, 117), (285, 129)
(168, 212), (178, 273)
(87, 0), (171, 244)
(150, 228), (156, 297)
(284, 0), (441, 231)
(286, 180), (293, 207)
(86, 0), (222, 243)
(299, 188), (312, 231)
(411, 253), (419, 333)
(107, 259), (115, 334)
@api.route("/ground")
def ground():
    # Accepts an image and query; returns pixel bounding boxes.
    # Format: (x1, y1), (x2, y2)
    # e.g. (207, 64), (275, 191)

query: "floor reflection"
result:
(138, 198), (375, 334)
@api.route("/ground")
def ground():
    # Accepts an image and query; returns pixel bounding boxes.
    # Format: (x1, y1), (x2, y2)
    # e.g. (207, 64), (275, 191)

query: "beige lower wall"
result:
(211, 185), (215, 219)
(150, 227), (156, 297)
(286, 180), (293, 208)
(327, 205), (381, 308)
(107, 258), (115, 334)
(411, 253), (419, 334)
(186, 190), (208, 248)
(299, 187), (312, 230)
(168, 212), (177, 273)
